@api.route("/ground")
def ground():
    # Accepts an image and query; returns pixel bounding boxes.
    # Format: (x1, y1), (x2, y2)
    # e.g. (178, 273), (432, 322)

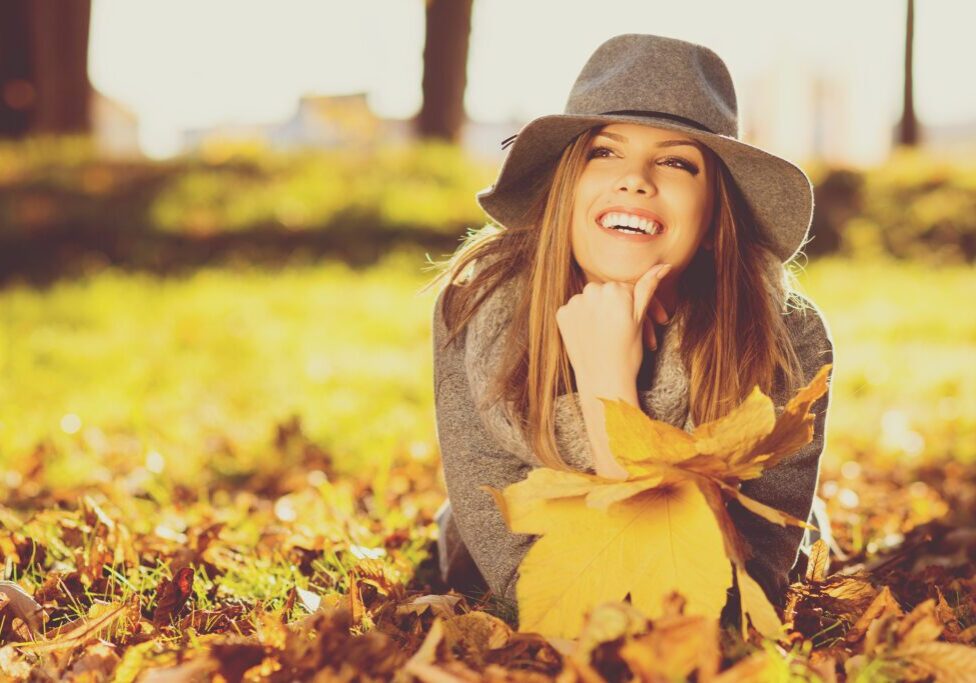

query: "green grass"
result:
(793, 254), (976, 464)
(0, 247), (439, 492)
(1, 250), (973, 491)
(0, 250), (971, 678)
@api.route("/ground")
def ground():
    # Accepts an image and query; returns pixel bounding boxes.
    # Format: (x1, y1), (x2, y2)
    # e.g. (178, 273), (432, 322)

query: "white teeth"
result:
(599, 212), (663, 235)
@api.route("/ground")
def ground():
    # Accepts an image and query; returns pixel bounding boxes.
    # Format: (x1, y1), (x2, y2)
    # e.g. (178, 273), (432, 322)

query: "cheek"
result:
(571, 186), (597, 229)
(675, 185), (711, 224)
(572, 176), (594, 208)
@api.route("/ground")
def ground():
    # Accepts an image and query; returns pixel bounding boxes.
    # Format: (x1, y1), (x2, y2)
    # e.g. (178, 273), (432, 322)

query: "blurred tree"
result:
(415, 0), (473, 142)
(0, 0), (92, 139)
(896, 0), (918, 146)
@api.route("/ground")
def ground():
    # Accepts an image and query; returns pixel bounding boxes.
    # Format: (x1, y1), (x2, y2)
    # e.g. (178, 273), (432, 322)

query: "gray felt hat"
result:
(476, 33), (815, 265)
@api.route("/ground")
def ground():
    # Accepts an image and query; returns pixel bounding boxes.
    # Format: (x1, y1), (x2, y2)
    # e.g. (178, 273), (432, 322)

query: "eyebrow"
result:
(595, 131), (708, 155)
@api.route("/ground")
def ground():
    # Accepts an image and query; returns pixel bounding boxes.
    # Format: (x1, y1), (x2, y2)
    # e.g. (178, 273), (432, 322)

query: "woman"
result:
(427, 34), (834, 629)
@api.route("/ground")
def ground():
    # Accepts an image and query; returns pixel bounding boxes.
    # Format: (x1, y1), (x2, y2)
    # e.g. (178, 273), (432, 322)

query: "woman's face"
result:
(570, 123), (716, 299)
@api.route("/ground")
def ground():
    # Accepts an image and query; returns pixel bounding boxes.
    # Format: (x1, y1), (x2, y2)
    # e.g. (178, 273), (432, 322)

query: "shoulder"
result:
(433, 285), (460, 353)
(432, 253), (496, 349)
(433, 254), (522, 382)
(775, 291), (835, 411)
(783, 291), (834, 361)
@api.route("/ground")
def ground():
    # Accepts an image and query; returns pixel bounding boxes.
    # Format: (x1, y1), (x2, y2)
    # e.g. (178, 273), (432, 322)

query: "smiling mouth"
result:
(594, 216), (667, 240)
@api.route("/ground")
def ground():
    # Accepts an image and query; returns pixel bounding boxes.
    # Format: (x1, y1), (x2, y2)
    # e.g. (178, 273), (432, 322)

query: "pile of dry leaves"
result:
(0, 410), (974, 681)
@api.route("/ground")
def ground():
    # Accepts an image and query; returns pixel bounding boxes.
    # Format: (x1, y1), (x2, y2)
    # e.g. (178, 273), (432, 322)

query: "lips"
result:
(594, 217), (663, 242)
(595, 205), (667, 231)
(593, 206), (667, 242)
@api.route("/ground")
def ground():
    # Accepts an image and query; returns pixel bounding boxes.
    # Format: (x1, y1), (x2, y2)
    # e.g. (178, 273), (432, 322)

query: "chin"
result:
(589, 267), (637, 285)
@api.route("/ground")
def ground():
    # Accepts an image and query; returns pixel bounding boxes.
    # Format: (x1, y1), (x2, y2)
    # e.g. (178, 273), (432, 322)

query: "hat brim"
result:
(475, 113), (813, 264)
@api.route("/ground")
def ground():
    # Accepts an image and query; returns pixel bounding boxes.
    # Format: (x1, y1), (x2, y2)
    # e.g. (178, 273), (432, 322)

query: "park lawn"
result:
(2, 249), (973, 485)
(0, 249), (973, 678)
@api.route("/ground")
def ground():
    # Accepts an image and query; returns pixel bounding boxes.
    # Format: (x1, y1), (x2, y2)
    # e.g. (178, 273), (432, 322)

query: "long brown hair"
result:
(423, 124), (809, 471)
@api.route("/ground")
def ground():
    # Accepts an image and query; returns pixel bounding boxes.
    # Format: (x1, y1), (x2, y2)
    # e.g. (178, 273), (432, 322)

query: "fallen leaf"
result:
(845, 585), (903, 644)
(152, 566), (194, 629)
(483, 364), (832, 640)
(895, 641), (976, 683)
(805, 539), (831, 582)
(485, 477), (731, 639)
(396, 594), (462, 619)
(0, 581), (46, 637)
(691, 385), (777, 464)
(736, 564), (785, 641)
(573, 600), (649, 661)
(617, 601), (719, 682)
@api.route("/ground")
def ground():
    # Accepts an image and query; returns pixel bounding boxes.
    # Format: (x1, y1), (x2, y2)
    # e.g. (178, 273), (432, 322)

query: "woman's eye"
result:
(587, 147), (699, 175)
(663, 157), (700, 174)
(587, 146), (614, 159)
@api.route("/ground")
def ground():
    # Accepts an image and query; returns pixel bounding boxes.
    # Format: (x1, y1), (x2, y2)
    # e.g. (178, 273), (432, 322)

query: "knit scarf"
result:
(464, 252), (788, 473)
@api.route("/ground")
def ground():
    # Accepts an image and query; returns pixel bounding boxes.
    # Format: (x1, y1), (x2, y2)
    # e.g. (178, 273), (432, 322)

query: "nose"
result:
(616, 163), (657, 196)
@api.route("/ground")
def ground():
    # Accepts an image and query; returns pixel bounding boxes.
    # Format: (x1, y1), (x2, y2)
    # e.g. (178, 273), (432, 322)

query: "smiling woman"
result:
(425, 33), (834, 631)
(571, 123), (718, 317)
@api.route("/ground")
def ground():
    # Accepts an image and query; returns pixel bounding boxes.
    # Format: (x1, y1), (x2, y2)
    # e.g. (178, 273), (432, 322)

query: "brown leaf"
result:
(896, 599), (944, 648)
(152, 566), (194, 629)
(413, 616), (446, 663)
(572, 600), (649, 662)
(62, 640), (121, 681)
(210, 638), (268, 683)
(348, 573), (366, 627)
(14, 600), (132, 654)
(440, 611), (512, 669)
(820, 574), (880, 615)
(0, 581), (46, 637)
(934, 586), (964, 640)
(396, 594), (462, 619)
(895, 641), (976, 683)
(958, 624), (976, 645)
(845, 585), (903, 644)
(805, 539), (830, 583)
(618, 609), (720, 682)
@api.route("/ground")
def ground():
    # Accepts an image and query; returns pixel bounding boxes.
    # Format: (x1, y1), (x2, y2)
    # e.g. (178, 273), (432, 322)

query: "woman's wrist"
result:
(575, 376), (639, 480)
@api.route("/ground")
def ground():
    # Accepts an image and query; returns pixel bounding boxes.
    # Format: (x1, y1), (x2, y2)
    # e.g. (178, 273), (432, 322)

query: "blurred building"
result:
(179, 90), (522, 162)
(918, 119), (976, 161)
(182, 92), (393, 153)
(266, 93), (386, 149)
(91, 89), (142, 158)
(174, 82), (968, 167)
(741, 52), (883, 168)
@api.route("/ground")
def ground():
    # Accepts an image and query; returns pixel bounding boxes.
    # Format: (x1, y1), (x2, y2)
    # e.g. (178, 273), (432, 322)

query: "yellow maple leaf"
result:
(483, 477), (730, 639)
(482, 363), (832, 642)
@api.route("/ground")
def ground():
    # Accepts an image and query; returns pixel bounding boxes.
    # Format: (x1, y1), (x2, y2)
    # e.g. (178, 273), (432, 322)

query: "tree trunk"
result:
(897, 0), (918, 146)
(0, 0), (92, 139)
(0, 0), (33, 137)
(415, 0), (473, 142)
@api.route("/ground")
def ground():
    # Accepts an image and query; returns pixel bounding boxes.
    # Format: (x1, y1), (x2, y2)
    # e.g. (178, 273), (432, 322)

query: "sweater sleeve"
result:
(432, 286), (538, 614)
(727, 294), (835, 609)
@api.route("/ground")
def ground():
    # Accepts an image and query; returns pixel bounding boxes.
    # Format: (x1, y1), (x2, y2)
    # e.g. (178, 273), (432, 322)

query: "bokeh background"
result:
(0, 0), (974, 665)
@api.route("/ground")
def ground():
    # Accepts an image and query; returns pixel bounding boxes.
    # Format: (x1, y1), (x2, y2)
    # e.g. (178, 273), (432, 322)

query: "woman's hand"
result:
(556, 263), (673, 389)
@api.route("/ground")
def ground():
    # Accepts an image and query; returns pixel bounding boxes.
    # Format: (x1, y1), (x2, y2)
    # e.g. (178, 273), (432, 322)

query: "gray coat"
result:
(431, 273), (834, 627)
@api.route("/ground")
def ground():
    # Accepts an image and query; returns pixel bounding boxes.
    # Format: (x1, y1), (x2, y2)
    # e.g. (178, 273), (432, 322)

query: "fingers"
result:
(649, 297), (670, 325)
(633, 263), (672, 323)
(643, 315), (658, 351)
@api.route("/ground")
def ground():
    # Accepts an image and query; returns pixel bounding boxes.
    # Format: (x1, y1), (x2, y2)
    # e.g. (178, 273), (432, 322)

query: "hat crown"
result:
(564, 34), (739, 139)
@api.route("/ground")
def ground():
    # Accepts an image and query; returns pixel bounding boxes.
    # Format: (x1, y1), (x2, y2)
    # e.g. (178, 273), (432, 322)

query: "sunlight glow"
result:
(88, 1), (976, 162)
